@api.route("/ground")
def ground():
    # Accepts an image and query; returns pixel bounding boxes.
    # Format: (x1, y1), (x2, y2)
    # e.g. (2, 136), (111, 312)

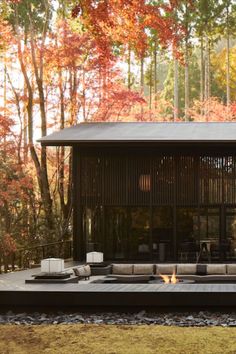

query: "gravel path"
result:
(1, 310), (236, 327)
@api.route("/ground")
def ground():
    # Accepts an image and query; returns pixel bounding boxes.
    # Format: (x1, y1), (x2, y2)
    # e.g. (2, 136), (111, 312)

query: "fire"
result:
(170, 270), (178, 284)
(160, 271), (179, 284)
(159, 274), (170, 283)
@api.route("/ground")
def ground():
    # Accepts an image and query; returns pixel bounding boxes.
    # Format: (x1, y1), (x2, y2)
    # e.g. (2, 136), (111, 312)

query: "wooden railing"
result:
(0, 240), (73, 273)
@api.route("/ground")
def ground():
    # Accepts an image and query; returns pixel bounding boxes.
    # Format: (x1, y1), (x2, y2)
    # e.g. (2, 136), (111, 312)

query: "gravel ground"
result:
(1, 310), (236, 327)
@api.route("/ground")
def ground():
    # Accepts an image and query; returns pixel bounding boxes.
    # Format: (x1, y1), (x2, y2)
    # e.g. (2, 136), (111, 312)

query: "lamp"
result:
(139, 174), (151, 192)
(41, 258), (64, 273)
(86, 251), (104, 263)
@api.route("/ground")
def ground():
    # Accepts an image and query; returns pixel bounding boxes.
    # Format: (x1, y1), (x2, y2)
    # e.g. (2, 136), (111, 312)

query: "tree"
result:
(0, 113), (33, 271)
(217, 0), (236, 108)
(162, 51), (200, 118)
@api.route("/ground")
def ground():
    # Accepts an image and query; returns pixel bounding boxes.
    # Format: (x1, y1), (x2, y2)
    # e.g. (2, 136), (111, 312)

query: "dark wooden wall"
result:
(79, 148), (236, 207)
(73, 144), (236, 260)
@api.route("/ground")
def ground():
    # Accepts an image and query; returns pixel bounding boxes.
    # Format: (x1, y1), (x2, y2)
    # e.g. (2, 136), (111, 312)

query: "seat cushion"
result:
(227, 264), (236, 274)
(156, 264), (176, 275)
(109, 274), (150, 282)
(112, 264), (133, 275)
(133, 264), (154, 275)
(207, 264), (226, 275)
(177, 264), (197, 275)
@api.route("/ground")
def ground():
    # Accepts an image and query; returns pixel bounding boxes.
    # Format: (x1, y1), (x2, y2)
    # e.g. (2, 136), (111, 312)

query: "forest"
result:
(0, 0), (236, 267)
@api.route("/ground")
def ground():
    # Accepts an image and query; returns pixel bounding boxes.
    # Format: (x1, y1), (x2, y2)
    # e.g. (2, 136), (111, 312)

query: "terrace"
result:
(1, 262), (236, 308)
(2, 122), (236, 309)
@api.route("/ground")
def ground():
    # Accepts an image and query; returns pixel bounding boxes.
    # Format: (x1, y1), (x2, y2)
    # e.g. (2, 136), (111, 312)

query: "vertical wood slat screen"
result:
(152, 156), (175, 205)
(176, 156), (196, 205)
(81, 156), (103, 205)
(104, 157), (126, 205)
(127, 157), (151, 205)
(80, 153), (236, 206)
(223, 156), (236, 204)
(200, 157), (222, 204)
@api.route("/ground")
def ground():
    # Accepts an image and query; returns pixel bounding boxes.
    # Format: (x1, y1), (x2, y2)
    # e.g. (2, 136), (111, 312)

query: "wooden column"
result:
(72, 146), (85, 261)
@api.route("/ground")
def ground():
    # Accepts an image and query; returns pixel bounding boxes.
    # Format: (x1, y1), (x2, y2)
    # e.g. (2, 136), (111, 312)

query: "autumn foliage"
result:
(0, 0), (235, 270)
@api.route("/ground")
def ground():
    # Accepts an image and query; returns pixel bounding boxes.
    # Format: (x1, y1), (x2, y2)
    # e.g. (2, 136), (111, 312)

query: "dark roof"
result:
(38, 122), (236, 146)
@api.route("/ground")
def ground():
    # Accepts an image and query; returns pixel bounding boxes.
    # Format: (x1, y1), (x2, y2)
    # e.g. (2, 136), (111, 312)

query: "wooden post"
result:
(73, 146), (85, 261)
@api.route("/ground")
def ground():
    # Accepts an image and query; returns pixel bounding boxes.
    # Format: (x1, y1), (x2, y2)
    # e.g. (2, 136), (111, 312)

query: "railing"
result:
(0, 240), (73, 273)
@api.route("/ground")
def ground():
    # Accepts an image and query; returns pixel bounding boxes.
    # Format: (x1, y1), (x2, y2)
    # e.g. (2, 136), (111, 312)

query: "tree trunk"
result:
(204, 36), (211, 101)
(140, 56), (144, 121)
(174, 58), (179, 121)
(28, 26), (54, 230)
(149, 61), (152, 111)
(140, 56), (144, 92)
(154, 39), (157, 108)
(15, 5), (54, 232)
(184, 41), (189, 121)
(128, 45), (131, 90)
(226, 5), (230, 109)
(204, 36), (211, 120)
(200, 36), (204, 117)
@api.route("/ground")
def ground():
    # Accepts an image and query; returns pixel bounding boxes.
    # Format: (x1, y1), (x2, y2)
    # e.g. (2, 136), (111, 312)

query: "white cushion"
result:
(207, 264), (226, 275)
(177, 264), (197, 275)
(112, 264), (133, 275)
(156, 264), (176, 275)
(133, 264), (153, 275)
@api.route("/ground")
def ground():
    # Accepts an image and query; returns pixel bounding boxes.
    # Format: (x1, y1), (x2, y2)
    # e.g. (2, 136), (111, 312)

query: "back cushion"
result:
(84, 265), (91, 276)
(207, 264), (226, 275)
(227, 264), (236, 274)
(112, 264), (133, 275)
(73, 265), (91, 277)
(156, 264), (176, 275)
(133, 264), (153, 275)
(177, 264), (197, 275)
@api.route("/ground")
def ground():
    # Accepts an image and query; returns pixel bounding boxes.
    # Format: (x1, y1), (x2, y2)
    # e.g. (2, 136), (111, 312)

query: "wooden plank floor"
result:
(1, 267), (236, 307)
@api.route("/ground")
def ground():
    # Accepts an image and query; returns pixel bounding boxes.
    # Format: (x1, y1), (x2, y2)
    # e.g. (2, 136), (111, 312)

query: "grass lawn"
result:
(0, 324), (236, 354)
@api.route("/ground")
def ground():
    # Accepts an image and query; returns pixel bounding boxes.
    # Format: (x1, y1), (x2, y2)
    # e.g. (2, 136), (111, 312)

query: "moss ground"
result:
(0, 324), (236, 354)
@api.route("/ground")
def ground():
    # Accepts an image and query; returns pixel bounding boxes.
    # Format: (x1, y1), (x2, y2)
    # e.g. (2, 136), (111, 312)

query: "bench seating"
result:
(107, 263), (236, 283)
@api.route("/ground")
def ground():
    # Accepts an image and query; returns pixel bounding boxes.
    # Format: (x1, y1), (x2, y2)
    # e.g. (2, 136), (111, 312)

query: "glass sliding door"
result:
(199, 208), (220, 260)
(129, 207), (151, 259)
(152, 207), (173, 261)
(83, 206), (103, 253)
(104, 207), (128, 260)
(176, 208), (199, 262)
(225, 208), (236, 260)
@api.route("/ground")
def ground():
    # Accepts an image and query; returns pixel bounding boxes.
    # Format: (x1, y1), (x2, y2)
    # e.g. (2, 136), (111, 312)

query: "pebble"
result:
(0, 310), (236, 326)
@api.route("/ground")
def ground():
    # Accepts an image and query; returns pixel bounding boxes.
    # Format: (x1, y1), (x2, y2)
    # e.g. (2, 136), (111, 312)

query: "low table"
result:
(34, 272), (71, 279)
(25, 272), (79, 284)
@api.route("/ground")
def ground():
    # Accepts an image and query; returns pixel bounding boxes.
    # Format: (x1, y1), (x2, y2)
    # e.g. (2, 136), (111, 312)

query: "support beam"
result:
(72, 146), (86, 261)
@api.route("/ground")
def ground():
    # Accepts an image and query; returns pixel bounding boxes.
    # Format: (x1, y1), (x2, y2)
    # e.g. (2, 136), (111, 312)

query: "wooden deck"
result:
(1, 267), (236, 308)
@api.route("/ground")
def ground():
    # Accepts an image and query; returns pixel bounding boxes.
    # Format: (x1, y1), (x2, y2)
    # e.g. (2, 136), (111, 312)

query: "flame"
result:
(170, 270), (179, 284)
(159, 274), (170, 284)
(160, 271), (179, 284)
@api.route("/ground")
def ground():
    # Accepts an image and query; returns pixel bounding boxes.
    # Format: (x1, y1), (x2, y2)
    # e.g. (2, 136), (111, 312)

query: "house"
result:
(39, 122), (236, 262)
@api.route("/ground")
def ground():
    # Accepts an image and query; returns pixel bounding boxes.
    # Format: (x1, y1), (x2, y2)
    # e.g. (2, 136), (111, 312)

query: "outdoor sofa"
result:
(105, 263), (236, 283)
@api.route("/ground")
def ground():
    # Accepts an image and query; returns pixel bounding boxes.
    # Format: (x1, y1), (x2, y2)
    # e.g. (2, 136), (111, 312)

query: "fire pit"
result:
(149, 271), (195, 284)
(149, 279), (195, 284)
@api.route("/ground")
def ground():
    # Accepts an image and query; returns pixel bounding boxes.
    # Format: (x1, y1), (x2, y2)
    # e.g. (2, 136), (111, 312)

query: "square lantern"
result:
(41, 258), (64, 273)
(86, 252), (103, 263)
